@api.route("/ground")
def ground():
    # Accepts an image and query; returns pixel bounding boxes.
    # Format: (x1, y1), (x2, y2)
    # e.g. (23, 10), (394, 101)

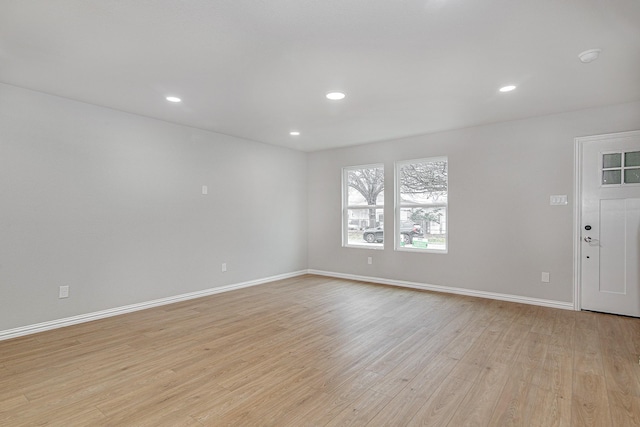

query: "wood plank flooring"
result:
(1, 274), (639, 426)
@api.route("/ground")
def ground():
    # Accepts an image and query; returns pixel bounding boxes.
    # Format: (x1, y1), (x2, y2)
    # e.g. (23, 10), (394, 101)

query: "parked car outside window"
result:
(362, 223), (422, 244)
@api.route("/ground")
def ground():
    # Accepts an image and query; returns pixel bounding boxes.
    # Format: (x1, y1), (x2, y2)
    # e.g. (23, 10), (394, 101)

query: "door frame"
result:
(573, 130), (640, 311)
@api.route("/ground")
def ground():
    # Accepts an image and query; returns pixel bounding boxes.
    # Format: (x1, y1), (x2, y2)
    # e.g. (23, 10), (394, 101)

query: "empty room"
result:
(1, 0), (640, 426)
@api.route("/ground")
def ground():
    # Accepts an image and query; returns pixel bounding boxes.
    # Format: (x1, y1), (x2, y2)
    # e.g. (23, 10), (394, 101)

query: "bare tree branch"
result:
(348, 168), (384, 205)
(400, 161), (447, 199)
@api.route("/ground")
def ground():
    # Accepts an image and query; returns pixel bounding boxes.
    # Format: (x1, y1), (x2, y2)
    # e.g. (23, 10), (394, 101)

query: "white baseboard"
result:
(308, 269), (574, 311)
(0, 270), (307, 341)
(1, 269), (574, 341)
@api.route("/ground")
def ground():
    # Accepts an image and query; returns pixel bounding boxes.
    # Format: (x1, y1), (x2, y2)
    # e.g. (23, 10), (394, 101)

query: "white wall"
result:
(0, 83), (308, 331)
(308, 101), (640, 304)
(2, 80), (639, 334)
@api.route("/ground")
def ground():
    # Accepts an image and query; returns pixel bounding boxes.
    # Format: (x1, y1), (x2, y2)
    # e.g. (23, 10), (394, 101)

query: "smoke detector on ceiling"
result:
(578, 49), (602, 63)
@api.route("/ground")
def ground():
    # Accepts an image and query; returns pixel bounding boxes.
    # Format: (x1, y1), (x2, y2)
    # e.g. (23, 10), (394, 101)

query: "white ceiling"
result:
(1, 0), (639, 152)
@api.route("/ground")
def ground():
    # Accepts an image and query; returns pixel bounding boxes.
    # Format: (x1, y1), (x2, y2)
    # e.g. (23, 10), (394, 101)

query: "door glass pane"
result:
(603, 153), (622, 168)
(625, 169), (640, 184)
(603, 170), (621, 185)
(625, 151), (640, 167)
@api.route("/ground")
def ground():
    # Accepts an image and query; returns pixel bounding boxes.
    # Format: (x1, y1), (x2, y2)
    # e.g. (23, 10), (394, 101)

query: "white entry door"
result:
(579, 131), (640, 317)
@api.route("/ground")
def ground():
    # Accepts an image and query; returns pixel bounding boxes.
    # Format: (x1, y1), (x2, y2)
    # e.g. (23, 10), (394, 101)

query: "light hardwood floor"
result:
(1, 275), (639, 426)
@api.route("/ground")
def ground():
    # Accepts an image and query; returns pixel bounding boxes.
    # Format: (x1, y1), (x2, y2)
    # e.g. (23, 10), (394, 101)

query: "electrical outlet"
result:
(541, 272), (550, 283)
(59, 286), (69, 299)
(202, 185), (208, 195)
(367, 257), (372, 265)
(221, 263), (227, 272)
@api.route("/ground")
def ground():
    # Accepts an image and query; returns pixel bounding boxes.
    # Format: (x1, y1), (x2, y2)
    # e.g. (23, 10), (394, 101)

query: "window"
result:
(343, 164), (384, 248)
(396, 157), (448, 252)
(602, 151), (640, 185)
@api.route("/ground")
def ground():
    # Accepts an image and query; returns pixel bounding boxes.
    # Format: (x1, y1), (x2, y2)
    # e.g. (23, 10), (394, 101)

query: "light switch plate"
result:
(550, 195), (568, 205)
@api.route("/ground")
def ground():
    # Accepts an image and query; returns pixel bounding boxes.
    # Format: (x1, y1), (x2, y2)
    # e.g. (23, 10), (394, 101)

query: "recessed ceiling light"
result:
(499, 85), (517, 93)
(326, 92), (346, 100)
(578, 49), (601, 63)
(290, 131), (301, 136)
(166, 96), (182, 103)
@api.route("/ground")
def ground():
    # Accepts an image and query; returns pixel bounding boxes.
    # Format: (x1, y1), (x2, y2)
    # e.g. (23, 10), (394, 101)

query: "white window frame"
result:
(342, 163), (385, 250)
(395, 156), (448, 253)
